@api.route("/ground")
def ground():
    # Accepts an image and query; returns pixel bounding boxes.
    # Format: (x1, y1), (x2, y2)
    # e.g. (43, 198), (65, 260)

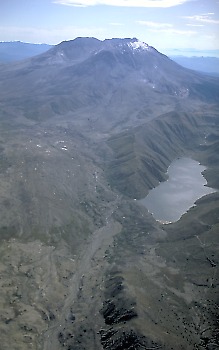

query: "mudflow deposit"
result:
(0, 37), (219, 350)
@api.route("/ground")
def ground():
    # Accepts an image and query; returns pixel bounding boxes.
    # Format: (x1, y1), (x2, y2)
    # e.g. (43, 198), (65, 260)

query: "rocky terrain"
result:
(0, 37), (218, 350)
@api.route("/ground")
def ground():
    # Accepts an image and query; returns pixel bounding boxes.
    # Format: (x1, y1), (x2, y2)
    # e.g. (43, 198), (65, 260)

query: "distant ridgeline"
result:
(0, 41), (53, 63)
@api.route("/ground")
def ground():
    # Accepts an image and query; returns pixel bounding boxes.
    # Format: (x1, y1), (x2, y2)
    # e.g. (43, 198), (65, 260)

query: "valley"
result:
(0, 37), (218, 350)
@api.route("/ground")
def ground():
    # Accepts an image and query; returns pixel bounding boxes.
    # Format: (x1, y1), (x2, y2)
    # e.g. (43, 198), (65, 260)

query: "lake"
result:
(140, 157), (216, 223)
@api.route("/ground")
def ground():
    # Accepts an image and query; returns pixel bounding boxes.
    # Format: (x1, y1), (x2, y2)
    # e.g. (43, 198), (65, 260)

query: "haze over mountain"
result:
(0, 37), (218, 350)
(0, 41), (52, 63)
(169, 56), (219, 76)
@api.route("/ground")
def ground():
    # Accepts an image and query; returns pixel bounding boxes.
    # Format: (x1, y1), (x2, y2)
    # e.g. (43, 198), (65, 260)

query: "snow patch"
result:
(128, 40), (151, 51)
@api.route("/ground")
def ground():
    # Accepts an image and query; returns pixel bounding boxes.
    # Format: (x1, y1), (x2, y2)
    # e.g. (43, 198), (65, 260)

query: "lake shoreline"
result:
(140, 157), (217, 223)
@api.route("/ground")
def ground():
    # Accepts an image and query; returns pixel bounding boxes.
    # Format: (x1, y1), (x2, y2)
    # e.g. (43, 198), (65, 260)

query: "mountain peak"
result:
(48, 37), (101, 62)
(102, 37), (152, 51)
(43, 37), (156, 65)
(56, 37), (154, 53)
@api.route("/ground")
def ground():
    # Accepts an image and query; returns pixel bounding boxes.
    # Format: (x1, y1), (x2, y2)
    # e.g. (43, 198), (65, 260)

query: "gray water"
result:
(140, 157), (216, 223)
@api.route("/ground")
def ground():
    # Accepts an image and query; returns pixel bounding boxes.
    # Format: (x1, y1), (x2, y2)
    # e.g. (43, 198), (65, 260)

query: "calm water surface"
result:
(140, 157), (216, 223)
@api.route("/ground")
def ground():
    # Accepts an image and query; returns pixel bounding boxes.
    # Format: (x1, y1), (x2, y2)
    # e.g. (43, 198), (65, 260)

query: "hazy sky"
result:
(1, 0), (219, 51)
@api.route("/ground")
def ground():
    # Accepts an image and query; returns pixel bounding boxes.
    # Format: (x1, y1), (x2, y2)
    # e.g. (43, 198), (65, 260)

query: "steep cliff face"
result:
(0, 37), (218, 350)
